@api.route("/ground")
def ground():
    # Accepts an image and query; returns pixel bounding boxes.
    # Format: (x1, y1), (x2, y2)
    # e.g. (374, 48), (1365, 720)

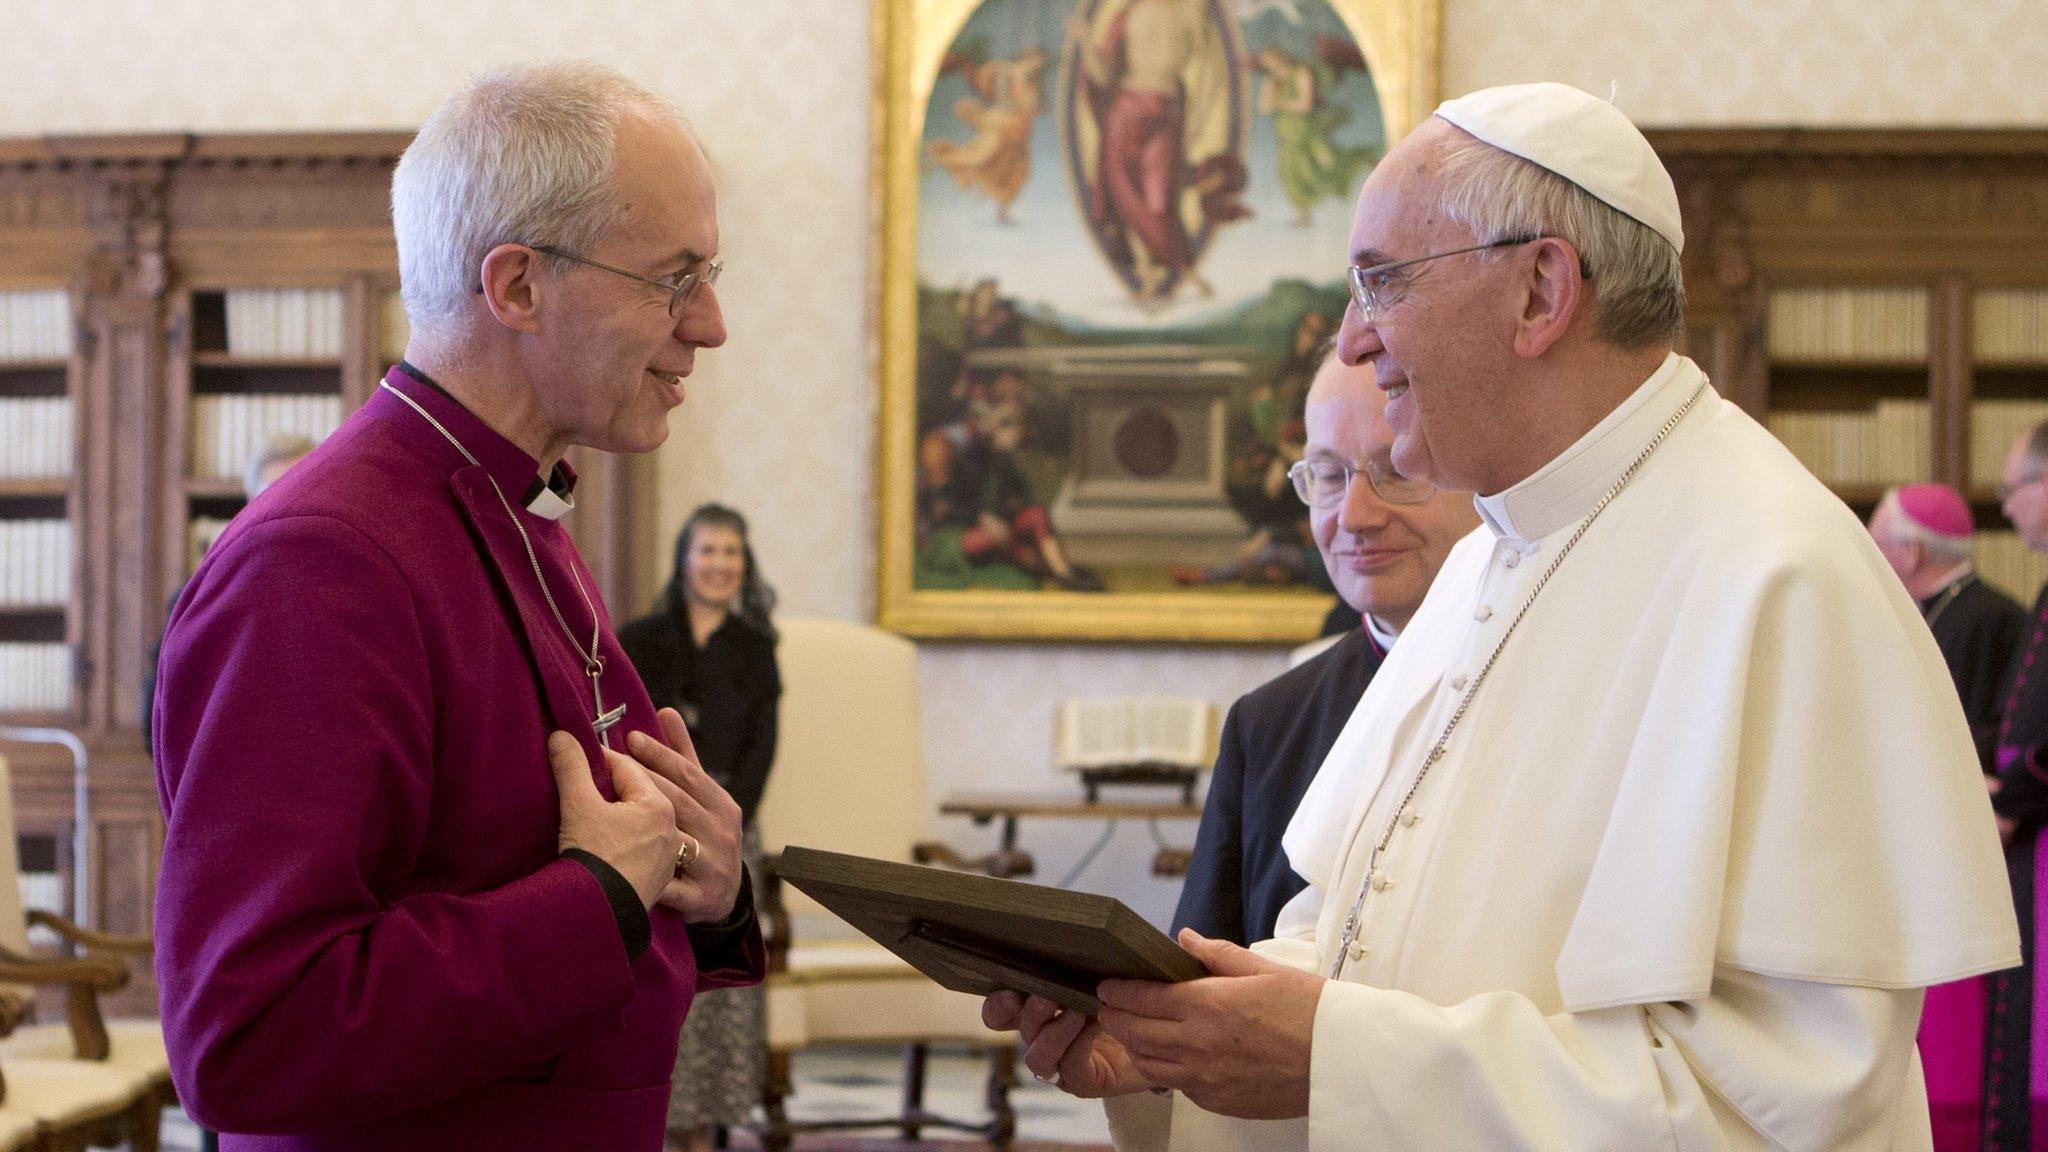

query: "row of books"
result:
(0, 643), (68, 711)
(0, 398), (73, 478)
(222, 288), (346, 358)
(190, 394), (344, 481)
(0, 290), (71, 361)
(1977, 531), (2048, 606)
(1976, 290), (2048, 364)
(1767, 287), (1928, 362)
(0, 520), (70, 608)
(1968, 400), (2048, 489)
(1765, 400), (1931, 486)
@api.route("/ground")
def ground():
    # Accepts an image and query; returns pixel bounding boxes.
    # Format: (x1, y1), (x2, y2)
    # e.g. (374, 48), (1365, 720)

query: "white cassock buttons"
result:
(1349, 943), (1371, 961)
(1504, 551), (1520, 568)
(1371, 872), (1393, 892)
(1475, 606), (1494, 622)
(1450, 673), (1469, 691)
(1399, 808), (1420, 827)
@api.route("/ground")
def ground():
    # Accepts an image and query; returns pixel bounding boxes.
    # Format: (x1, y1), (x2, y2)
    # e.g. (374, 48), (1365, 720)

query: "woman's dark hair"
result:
(662, 503), (778, 639)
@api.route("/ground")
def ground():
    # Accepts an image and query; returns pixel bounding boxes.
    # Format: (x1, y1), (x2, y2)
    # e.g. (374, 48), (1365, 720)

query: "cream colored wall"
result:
(4, 0), (2043, 923)
(1447, 0), (2048, 125)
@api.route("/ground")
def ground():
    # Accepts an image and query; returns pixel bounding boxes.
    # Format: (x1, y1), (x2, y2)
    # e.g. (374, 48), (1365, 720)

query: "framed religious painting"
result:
(875, 0), (1441, 641)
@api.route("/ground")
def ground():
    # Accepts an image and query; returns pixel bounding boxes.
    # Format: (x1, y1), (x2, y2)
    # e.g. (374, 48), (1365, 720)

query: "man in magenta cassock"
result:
(151, 60), (760, 1150)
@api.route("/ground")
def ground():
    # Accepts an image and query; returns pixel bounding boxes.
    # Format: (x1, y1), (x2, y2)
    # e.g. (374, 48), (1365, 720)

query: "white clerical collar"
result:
(1365, 612), (1401, 651)
(1473, 352), (1700, 544)
(524, 477), (575, 521)
(387, 363), (580, 522)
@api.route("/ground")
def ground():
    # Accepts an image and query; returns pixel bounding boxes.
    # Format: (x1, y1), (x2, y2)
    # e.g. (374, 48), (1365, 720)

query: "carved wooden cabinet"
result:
(1652, 128), (2048, 602)
(0, 133), (650, 1013)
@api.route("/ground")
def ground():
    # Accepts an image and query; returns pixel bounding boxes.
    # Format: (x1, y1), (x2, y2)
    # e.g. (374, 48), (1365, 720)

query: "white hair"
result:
(1874, 488), (1973, 563)
(1433, 132), (1686, 349)
(391, 60), (687, 332)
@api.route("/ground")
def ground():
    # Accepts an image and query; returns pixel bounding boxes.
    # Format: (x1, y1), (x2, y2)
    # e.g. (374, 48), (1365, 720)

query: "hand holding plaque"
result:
(773, 846), (1204, 1014)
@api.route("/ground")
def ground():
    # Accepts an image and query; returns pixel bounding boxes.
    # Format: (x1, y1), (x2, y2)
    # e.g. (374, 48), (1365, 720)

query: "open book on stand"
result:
(1055, 695), (1219, 803)
(776, 846), (1205, 1014)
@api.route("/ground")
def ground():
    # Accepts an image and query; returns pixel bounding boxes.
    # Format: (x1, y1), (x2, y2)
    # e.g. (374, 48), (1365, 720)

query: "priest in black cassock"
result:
(1921, 429), (2048, 1150)
(1171, 352), (1477, 944)
(1982, 423), (2048, 1150)
(1869, 483), (2027, 774)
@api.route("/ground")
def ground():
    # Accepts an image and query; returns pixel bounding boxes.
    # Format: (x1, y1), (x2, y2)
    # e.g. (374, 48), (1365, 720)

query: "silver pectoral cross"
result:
(587, 657), (627, 749)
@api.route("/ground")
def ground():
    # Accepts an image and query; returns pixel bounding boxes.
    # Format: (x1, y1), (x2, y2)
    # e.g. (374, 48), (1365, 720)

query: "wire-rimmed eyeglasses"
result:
(1288, 456), (1438, 508)
(530, 244), (722, 317)
(1347, 236), (1538, 324)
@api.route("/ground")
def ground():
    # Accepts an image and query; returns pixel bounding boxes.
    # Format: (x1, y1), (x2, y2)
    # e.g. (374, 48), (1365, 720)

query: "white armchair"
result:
(0, 749), (163, 1152)
(754, 619), (1017, 1152)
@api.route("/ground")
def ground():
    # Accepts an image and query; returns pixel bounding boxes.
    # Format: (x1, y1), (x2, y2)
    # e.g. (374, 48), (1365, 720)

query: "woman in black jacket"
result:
(618, 503), (780, 1152)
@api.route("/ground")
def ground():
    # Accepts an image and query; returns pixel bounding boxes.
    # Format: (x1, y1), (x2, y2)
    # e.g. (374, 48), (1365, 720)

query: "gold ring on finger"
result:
(674, 836), (700, 876)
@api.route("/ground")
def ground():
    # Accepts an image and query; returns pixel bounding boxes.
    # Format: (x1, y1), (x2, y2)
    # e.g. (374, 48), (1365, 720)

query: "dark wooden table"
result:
(929, 792), (1204, 881)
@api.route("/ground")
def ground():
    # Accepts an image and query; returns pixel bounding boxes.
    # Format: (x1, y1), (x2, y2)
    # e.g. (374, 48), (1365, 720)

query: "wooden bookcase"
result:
(1651, 128), (2048, 604)
(0, 302), (81, 725)
(0, 133), (652, 1013)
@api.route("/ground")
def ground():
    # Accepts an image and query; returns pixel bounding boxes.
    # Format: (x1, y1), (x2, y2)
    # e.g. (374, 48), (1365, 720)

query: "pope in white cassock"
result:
(982, 82), (2023, 1151)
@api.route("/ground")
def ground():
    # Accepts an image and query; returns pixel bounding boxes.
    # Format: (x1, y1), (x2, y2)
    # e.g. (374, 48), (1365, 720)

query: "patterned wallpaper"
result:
(1446, 0), (2048, 125)
(3, 0), (2043, 918)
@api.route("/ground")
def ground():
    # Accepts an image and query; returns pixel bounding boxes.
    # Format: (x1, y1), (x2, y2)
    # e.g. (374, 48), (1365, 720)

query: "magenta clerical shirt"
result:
(152, 366), (762, 1150)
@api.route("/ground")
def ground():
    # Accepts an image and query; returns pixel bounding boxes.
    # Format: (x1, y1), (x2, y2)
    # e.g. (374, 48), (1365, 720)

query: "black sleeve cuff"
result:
(686, 867), (759, 967)
(563, 848), (653, 962)
(1995, 749), (2048, 832)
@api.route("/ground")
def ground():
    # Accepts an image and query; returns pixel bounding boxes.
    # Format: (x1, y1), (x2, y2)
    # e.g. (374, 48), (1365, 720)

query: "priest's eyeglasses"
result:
(1289, 456), (1438, 507)
(529, 245), (723, 317)
(1348, 236), (1539, 323)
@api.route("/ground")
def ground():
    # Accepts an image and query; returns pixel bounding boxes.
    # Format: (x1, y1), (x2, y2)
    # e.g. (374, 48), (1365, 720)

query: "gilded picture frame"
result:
(875, 0), (1442, 642)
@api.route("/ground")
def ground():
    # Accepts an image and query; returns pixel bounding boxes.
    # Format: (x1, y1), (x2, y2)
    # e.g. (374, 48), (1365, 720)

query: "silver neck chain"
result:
(1329, 381), (1708, 980)
(1921, 571), (1972, 631)
(379, 382), (606, 682)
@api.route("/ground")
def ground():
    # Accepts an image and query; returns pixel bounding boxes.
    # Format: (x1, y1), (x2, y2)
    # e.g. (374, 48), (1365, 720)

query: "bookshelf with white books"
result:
(1761, 286), (1936, 502)
(1971, 289), (2048, 496)
(1753, 283), (2048, 608)
(0, 287), (77, 720)
(171, 286), (356, 578)
(1640, 128), (2048, 625)
(1967, 288), (2048, 607)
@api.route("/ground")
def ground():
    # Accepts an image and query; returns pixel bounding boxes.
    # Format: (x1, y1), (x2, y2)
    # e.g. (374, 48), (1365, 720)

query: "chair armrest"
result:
(0, 947), (127, 991)
(0, 989), (31, 1037)
(26, 910), (153, 959)
(759, 851), (791, 975)
(0, 948), (126, 1059)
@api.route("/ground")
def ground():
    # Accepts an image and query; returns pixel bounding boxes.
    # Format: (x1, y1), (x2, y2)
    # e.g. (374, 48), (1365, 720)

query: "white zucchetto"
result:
(1434, 82), (1684, 254)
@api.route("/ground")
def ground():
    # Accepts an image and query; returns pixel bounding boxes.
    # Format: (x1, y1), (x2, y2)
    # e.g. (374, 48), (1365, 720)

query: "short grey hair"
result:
(1874, 488), (1972, 563)
(1433, 132), (1686, 349)
(391, 60), (687, 330)
(245, 434), (316, 499)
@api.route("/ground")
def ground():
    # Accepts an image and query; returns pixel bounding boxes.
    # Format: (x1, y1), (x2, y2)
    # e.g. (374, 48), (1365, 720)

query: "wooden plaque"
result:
(777, 845), (1205, 1014)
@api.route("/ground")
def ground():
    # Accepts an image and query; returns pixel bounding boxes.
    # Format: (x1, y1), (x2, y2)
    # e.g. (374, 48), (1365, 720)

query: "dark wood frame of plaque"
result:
(777, 845), (1206, 1014)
